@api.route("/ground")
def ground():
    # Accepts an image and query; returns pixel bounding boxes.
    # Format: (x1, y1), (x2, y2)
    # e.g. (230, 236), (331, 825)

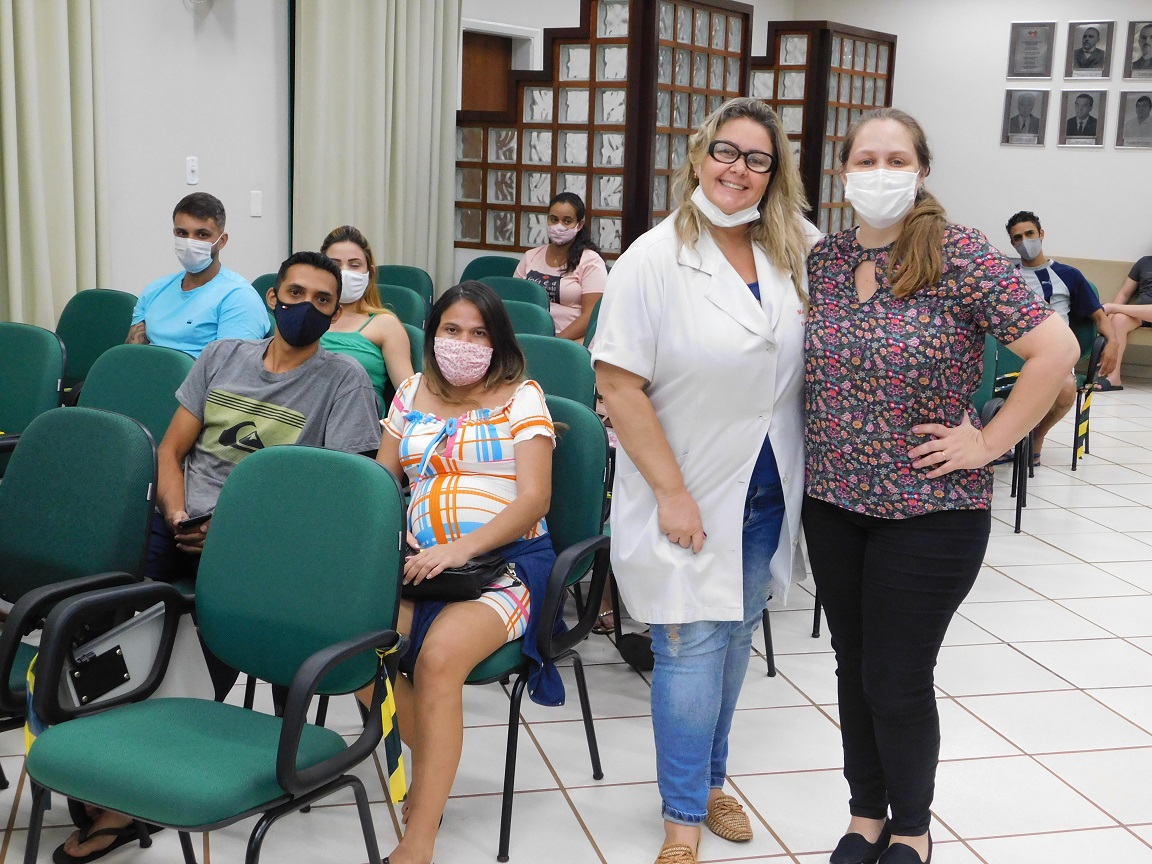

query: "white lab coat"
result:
(591, 213), (813, 625)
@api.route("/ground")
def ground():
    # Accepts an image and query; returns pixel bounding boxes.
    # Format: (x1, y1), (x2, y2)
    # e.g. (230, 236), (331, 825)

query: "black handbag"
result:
(400, 550), (509, 602)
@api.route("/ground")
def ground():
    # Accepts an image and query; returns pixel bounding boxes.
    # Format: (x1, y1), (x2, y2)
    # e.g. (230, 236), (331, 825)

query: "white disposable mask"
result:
(174, 235), (220, 274)
(1013, 238), (1043, 262)
(690, 185), (762, 228)
(843, 169), (920, 230)
(340, 269), (371, 304)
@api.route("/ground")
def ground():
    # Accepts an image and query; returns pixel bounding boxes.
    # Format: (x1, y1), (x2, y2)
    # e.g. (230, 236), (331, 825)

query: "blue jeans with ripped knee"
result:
(649, 480), (786, 825)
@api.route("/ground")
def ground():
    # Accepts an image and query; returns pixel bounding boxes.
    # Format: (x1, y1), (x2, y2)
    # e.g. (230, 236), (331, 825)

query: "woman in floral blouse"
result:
(803, 108), (1079, 864)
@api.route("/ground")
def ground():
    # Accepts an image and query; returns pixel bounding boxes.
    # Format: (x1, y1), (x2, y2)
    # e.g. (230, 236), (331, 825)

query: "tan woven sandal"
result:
(653, 842), (697, 864)
(704, 793), (753, 842)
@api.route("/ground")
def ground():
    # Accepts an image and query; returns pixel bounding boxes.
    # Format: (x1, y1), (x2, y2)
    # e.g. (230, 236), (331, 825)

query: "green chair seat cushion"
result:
(27, 697), (347, 826)
(7, 641), (36, 693)
(466, 639), (526, 684)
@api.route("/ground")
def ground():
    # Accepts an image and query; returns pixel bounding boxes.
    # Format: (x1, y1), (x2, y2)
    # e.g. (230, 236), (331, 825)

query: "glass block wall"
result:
(455, 0), (754, 260)
(750, 22), (896, 234)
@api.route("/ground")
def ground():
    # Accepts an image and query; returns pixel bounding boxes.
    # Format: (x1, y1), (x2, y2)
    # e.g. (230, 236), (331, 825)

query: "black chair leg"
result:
(811, 590), (822, 638)
(761, 608), (776, 677)
(23, 782), (49, 864)
(245, 775), (372, 864)
(497, 673), (529, 863)
(178, 831), (198, 864)
(1072, 391), (1083, 471)
(351, 776), (383, 864)
(0, 760), (7, 790)
(570, 655), (603, 780)
(315, 695), (329, 727)
(243, 674), (257, 710)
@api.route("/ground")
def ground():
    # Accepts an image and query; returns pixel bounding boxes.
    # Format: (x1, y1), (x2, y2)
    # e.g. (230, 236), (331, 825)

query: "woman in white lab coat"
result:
(592, 97), (817, 864)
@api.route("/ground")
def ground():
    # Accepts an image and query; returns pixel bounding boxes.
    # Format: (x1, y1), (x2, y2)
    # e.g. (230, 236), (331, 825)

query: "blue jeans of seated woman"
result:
(650, 480), (786, 825)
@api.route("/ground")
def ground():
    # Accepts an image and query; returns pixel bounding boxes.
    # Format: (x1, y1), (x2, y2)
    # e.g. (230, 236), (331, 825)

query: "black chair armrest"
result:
(1082, 335), (1107, 390)
(0, 434), (19, 455)
(277, 629), (406, 795)
(32, 582), (189, 725)
(537, 534), (611, 660)
(980, 396), (1005, 428)
(0, 571), (140, 714)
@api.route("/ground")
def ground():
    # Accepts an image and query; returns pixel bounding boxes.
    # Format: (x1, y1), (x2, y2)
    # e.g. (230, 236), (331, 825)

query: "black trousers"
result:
(802, 496), (990, 837)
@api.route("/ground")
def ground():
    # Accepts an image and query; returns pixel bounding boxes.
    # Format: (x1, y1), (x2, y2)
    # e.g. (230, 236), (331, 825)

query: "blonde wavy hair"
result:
(319, 224), (393, 317)
(839, 108), (947, 298)
(672, 97), (812, 301)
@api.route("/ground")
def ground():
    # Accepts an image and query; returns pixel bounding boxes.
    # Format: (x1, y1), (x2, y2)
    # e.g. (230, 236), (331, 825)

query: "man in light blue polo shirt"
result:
(128, 193), (268, 357)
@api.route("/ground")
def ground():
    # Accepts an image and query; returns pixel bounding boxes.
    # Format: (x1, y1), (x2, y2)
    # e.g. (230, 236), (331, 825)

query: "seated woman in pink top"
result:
(514, 192), (607, 341)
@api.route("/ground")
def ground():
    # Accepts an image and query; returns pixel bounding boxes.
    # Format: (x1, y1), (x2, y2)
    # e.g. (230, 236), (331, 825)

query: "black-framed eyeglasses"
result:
(708, 140), (775, 174)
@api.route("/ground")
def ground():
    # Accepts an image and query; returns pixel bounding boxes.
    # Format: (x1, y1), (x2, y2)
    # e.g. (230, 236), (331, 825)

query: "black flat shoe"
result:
(876, 834), (932, 864)
(830, 821), (891, 864)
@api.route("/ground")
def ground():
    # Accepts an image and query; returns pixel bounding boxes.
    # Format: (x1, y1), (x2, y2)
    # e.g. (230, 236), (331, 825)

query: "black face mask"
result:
(273, 300), (333, 347)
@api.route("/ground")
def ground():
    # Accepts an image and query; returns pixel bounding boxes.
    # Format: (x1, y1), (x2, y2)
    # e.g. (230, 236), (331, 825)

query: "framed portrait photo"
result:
(1123, 21), (1152, 78)
(1007, 21), (1055, 78)
(1065, 21), (1114, 78)
(1001, 89), (1049, 145)
(1116, 91), (1152, 147)
(1058, 89), (1107, 146)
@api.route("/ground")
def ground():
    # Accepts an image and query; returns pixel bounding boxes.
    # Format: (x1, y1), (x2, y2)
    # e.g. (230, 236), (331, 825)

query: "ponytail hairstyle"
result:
(548, 192), (600, 274)
(319, 224), (391, 316)
(839, 108), (947, 298)
(671, 96), (812, 302)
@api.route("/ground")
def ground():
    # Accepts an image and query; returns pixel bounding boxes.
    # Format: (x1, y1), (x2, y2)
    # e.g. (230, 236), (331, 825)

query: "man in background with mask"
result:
(1005, 210), (1116, 457)
(127, 192), (268, 357)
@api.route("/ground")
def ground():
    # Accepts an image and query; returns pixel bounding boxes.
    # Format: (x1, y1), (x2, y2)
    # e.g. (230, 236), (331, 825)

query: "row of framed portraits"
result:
(1001, 89), (1152, 148)
(1007, 20), (1151, 80)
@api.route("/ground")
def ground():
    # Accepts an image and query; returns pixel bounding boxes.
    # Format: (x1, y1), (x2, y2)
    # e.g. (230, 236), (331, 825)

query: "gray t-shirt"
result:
(177, 338), (382, 515)
(1130, 256), (1152, 304)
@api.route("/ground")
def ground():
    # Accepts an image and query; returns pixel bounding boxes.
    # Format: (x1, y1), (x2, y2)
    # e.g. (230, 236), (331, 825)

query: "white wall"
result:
(97, 0), (290, 292)
(797, 0), (1152, 264)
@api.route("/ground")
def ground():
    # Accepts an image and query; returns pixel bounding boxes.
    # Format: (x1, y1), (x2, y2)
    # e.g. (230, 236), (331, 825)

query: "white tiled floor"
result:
(4, 386), (1152, 863)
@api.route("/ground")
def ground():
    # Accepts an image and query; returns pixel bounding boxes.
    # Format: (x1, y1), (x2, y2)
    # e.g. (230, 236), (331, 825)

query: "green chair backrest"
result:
(55, 289), (137, 388)
(582, 296), (602, 348)
(544, 396), (609, 568)
(251, 273), (277, 298)
(971, 334), (999, 418)
(403, 323), (424, 373)
(376, 264), (434, 307)
(1071, 282), (1101, 362)
(518, 334), (595, 408)
(461, 255), (519, 283)
(480, 276), (550, 310)
(78, 344), (195, 444)
(196, 447), (405, 693)
(0, 322), (64, 435)
(504, 299), (556, 337)
(379, 283), (427, 328)
(0, 407), (155, 602)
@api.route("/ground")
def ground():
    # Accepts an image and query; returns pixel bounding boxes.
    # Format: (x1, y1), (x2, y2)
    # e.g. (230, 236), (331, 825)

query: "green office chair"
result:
(55, 289), (137, 393)
(252, 273), (277, 297)
(0, 322), (66, 475)
(460, 255), (519, 282)
(379, 283), (427, 328)
(23, 446), (406, 864)
(480, 276), (551, 310)
(1069, 283), (1104, 471)
(377, 264), (434, 308)
(518, 333), (595, 408)
(504, 299), (556, 336)
(78, 344), (195, 445)
(987, 341), (1033, 533)
(403, 323), (424, 373)
(466, 395), (610, 861)
(0, 407), (156, 790)
(582, 296), (602, 348)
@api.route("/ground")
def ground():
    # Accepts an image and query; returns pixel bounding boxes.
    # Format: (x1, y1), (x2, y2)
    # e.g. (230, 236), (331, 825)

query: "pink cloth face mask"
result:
(434, 337), (493, 387)
(547, 224), (579, 245)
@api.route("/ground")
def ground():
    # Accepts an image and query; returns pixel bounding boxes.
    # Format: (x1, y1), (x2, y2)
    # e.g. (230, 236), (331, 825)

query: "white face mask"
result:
(690, 185), (762, 228)
(174, 235), (220, 274)
(340, 269), (371, 304)
(843, 169), (920, 230)
(1013, 238), (1043, 262)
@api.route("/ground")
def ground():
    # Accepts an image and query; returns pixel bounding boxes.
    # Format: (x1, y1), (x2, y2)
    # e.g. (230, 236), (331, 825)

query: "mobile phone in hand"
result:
(176, 511), (212, 532)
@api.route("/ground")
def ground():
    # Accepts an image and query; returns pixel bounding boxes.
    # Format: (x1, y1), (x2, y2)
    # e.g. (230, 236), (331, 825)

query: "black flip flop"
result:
(1094, 379), (1125, 392)
(52, 822), (163, 864)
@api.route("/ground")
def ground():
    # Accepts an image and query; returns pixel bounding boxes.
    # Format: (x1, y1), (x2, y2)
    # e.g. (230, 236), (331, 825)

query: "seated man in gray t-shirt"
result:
(150, 249), (381, 586)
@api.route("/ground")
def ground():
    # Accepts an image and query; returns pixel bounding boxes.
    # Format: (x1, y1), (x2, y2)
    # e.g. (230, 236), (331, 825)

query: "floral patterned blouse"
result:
(804, 224), (1050, 518)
